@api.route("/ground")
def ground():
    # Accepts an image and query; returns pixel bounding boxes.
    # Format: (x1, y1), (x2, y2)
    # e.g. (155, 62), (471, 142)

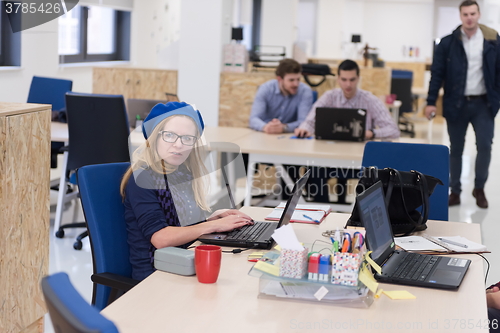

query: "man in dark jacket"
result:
(425, 0), (500, 209)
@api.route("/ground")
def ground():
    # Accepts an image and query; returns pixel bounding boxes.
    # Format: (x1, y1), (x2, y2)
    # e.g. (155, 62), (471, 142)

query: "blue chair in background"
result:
(27, 76), (73, 168)
(77, 162), (139, 311)
(362, 141), (449, 221)
(41, 272), (119, 333)
(390, 70), (416, 137)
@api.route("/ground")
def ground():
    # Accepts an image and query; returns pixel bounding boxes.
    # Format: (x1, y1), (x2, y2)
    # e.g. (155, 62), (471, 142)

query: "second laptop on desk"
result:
(357, 181), (470, 290)
(198, 169), (310, 249)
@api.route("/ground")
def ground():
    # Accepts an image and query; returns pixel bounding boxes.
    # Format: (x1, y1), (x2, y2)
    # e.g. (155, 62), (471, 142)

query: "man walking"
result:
(425, 0), (500, 208)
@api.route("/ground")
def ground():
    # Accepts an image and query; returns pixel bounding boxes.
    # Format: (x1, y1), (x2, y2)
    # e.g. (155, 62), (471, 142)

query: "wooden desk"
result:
(233, 131), (428, 207)
(101, 207), (488, 333)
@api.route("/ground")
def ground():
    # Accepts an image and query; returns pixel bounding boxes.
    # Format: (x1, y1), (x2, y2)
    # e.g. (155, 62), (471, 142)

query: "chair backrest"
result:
(390, 70), (413, 114)
(77, 162), (132, 311)
(27, 76), (73, 111)
(41, 272), (119, 333)
(65, 93), (130, 171)
(361, 141), (449, 221)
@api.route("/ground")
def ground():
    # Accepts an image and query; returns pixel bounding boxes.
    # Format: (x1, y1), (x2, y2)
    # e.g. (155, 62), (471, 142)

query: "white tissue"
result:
(271, 224), (304, 251)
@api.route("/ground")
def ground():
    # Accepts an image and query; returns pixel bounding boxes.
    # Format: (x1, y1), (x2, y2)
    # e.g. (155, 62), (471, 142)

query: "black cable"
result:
(476, 253), (490, 286)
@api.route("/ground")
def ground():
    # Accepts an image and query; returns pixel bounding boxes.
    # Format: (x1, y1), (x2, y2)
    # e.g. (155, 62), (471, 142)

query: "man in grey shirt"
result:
(249, 59), (313, 134)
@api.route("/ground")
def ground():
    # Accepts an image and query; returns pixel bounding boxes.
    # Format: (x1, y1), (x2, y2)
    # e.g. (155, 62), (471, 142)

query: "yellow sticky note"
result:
(383, 290), (416, 300)
(375, 289), (384, 299)
(365, 251), (382, 275)
(254, 261), (280, 276)
(273, 245), (282, 252)
(358, 263), (379, 293)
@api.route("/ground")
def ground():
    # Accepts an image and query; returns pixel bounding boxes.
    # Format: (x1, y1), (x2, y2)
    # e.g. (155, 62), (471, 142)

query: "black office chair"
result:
(54, 93), (130, 250)
(390, 70), (416, 137)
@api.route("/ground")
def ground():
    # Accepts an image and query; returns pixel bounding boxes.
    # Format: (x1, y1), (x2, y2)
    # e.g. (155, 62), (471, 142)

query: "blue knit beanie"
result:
(142, 101), (205, 140)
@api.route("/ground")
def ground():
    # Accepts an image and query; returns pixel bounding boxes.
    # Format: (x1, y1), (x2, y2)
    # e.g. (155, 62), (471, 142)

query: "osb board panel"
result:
(0, 109), (50, 333)
(218, 72), (335, 127)
(386, 61), (427, 88)
(93, 68), (135, 101)
(0, 103), (51, 117)
(93, 68), (178, 100)
(18, 317), (43, 333)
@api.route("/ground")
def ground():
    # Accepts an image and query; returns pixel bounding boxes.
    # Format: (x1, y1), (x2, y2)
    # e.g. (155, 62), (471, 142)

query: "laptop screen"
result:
(356, 181), (395, 265)
(277, 169), (310, 228)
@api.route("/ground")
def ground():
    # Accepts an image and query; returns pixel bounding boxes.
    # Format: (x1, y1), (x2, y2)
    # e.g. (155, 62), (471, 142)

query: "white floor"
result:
(44, 117), (500, 332)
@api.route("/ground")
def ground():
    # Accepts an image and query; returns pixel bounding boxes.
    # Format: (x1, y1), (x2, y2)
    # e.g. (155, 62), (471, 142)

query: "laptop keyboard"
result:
(225, 222), (272, 242)
(390, 252), (440, 282)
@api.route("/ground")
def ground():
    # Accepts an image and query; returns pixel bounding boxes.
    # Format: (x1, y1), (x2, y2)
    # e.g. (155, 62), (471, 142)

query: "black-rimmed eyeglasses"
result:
(159, 131), (198, 146)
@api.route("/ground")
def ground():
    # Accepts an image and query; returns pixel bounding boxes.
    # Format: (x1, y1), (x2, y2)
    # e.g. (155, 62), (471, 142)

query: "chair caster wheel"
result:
(73, 241), (82, 250)
(55, 229), (65, 238)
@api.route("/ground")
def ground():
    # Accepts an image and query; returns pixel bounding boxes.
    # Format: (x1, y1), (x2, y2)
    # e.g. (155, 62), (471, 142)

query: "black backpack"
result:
(301, 64), (335, 87)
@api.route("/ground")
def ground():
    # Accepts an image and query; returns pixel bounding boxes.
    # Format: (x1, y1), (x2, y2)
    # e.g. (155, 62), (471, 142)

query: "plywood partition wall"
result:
(218, 72), (336, 127)
(0, 103), (50, 333)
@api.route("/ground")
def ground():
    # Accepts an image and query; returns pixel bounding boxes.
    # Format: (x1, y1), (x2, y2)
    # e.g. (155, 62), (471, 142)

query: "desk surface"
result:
(101, 207), (487, 333)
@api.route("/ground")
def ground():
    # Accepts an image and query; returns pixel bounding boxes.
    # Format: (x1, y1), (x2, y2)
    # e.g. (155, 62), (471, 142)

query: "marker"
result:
(308, 253), (320, 281)
(303, 214), (320, 223)
(318, 255), (330, 282)
(438, 237), (468, 248)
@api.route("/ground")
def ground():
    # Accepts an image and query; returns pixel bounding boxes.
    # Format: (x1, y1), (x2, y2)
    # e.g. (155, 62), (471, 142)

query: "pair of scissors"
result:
(341, 233), (352, 253)
(352, 232), (365, 253)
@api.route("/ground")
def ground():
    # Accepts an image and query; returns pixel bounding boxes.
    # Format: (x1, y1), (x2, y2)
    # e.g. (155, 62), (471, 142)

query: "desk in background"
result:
(101, 207), (488, 333)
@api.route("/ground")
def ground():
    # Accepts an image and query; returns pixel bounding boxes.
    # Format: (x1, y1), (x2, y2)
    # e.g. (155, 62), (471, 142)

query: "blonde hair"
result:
(120, 115), (211, 211)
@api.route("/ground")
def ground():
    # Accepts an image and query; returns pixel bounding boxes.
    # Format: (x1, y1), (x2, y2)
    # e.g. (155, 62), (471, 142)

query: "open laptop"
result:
(126, 99), (168, 127)
(315, 107), (366, 141)
(198, 169), (310, 249)
(357, 181), (470, 289)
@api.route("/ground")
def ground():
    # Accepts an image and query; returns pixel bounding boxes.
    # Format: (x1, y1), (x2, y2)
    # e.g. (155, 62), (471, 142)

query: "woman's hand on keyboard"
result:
(207, 214), (254, 233)
(207, 209), (253, 222)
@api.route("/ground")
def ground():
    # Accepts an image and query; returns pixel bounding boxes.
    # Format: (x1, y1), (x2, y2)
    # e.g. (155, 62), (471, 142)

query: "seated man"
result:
(295, 59), (399, 139)
(249, 58), (313, 134)
(295, 59), (400, 203)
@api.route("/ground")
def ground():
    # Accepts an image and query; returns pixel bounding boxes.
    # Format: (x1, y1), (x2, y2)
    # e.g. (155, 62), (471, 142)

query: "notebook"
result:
(358, 181), (470, 289)
(315, 107), (366, 141)
(198, 169), (311, 249)
(265, 203), (331, 224)
(126, 98), (168, 127)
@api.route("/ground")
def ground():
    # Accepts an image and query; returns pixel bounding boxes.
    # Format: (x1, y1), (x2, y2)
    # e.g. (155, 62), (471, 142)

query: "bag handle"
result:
(303, 75), (327, 87)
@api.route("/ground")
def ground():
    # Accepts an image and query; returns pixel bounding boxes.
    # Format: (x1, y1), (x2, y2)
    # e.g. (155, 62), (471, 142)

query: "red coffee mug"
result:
(195, 245), (222, 283)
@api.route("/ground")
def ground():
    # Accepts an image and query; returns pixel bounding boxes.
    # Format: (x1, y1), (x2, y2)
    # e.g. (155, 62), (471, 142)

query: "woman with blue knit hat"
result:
(120, 101), (252, 280)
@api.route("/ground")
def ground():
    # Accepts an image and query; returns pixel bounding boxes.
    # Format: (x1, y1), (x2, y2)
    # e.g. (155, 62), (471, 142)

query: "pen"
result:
(438, 237), (468, 248)
(302, 214), (320, 223)
(277, 135), (286, 139)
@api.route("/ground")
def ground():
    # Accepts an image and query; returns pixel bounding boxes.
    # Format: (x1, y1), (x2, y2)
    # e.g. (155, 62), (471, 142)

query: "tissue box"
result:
(154, 247), (195, 276)
(331, 252), (363, 286)
(279, 248), (309, 279)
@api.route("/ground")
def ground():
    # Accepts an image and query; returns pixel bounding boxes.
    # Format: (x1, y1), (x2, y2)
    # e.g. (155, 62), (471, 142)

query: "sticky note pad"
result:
(365, 251), (382, 275)
(359, 264), (379, 293)
(383, 290), (416, 300)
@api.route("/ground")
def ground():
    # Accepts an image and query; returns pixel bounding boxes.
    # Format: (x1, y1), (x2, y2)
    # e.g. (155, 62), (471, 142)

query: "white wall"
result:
(316, 0), (345, 59)
(178, 0), (233, 127)
(260, 0), (298, 58)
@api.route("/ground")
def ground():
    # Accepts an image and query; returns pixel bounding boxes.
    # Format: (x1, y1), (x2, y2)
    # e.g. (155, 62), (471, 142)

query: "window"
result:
(58, 5), (130, 63)
(0, 1), (21, 67)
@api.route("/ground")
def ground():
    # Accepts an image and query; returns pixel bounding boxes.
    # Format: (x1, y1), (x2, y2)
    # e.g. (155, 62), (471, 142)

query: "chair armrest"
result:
(91, 272), (140, 292)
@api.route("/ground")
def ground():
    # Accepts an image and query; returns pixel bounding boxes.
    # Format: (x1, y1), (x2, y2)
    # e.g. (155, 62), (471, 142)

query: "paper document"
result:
(395, 236), (448, 252)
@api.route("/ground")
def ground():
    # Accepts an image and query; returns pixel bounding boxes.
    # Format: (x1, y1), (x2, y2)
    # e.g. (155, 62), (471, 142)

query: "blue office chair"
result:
(312, 90), (318, 104)
(41, 272), (119, 333)
(54, 93), (130, 250)
(77, 162), (139, 311)
(362, 141), (449, 221)
(27, 76), (73, 168)
(391, 70), (416, 137)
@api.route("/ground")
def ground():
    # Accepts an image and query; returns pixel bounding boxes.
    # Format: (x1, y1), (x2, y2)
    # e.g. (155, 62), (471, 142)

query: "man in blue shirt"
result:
(249, 59), (313, 133)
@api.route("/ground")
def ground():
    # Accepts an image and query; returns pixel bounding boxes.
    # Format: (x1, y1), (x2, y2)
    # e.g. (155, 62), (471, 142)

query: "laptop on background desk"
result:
(315, 107), (366, 141)
(357, 181), (470, 290)
(198, 169), (310, 249)
(126, 99), (168, 127)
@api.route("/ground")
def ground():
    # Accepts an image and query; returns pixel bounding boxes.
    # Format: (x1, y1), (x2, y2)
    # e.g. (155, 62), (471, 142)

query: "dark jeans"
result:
(446, 97), (494, 194)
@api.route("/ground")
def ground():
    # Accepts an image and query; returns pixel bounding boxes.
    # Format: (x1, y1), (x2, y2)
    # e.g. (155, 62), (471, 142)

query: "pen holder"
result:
(279, 248), (309, 279)
(331, 251), (364, 286)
